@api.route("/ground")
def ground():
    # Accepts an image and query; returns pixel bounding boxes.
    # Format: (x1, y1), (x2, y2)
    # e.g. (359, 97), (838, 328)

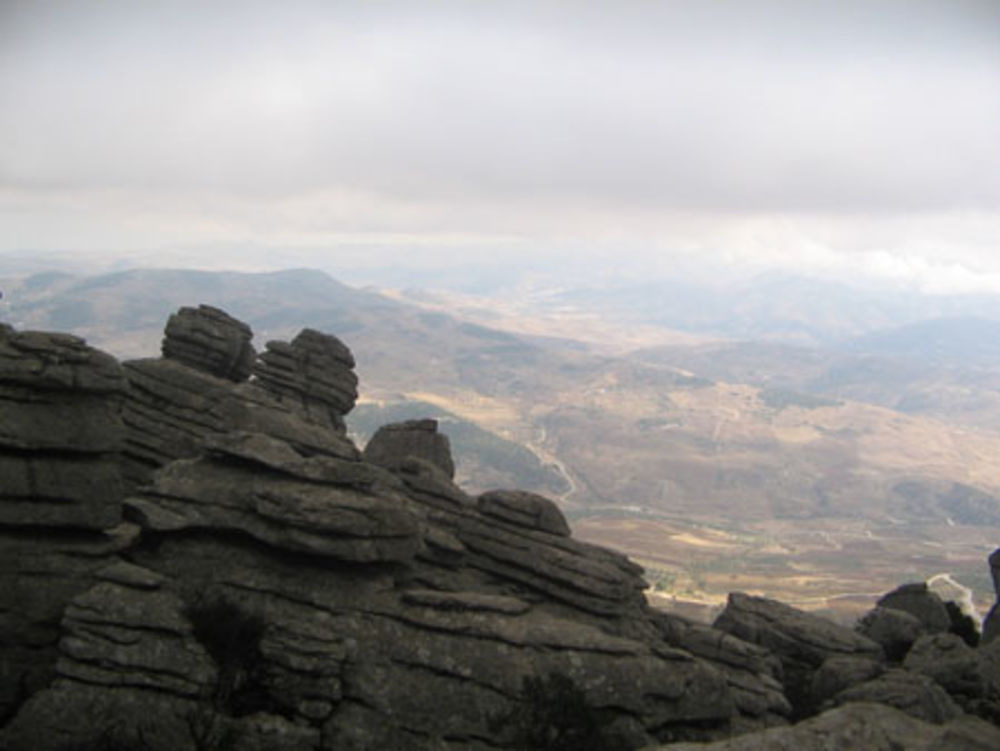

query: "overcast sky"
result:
(2, 0), (999, 292)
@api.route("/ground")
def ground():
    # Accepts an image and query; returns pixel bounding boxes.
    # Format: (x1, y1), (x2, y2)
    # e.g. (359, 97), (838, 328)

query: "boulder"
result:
(477, 489), (572, 537)
(876, 582), (951, 634)
(161, 304), (255, 382)
(713, 593), (883, 716)
(856, 606), (925, 662)
(641, 702), (1000, 751)
(904, 633), (985, 706)
(363, 418), (456, 479)
(253, 328), (358, 425)
(810, 655), (883, 706)
(828, 669), (962, 724)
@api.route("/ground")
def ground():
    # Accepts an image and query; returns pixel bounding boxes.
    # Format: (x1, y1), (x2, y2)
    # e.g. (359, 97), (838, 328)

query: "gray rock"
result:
(161, 304), (255, 382)
(363, 418), (456, 479)
(810, 655), (883, 706)
(876, 582), (951, 634)
(830, 669), (962, 724)
(904, 632), (984, 702)
(713, 593), (883, 716)
(477, 489), (571, 537)
(856, 606), (925, 662)
(254, 328), (358, 424)
(641, 702), (1000, 751)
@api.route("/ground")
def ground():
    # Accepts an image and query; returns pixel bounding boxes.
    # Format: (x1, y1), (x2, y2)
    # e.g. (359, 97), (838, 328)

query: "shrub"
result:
(183, 595), (271, 716)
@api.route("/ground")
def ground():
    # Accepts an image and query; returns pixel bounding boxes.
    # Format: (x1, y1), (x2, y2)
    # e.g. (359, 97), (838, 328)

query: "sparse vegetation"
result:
(183, 595), (271, 717)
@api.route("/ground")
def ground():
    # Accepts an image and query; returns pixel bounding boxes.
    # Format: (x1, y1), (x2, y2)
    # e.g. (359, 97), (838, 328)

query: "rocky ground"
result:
(2, 306), (1000, 750)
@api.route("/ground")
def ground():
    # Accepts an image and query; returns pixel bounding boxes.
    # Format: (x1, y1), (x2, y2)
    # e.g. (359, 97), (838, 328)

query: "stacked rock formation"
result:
(0, 325), (130, 723)
(121, 309), (358, 490)
(3, 307), (1000, 751)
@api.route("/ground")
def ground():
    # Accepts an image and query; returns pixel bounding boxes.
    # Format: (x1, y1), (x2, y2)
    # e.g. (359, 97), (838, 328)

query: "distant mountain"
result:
(842, 316), (1000, 367)
(553, 274), (1000, 346)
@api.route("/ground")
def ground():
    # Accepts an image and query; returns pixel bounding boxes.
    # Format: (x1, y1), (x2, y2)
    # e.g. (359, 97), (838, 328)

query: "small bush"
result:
(183, 595), (271, 716)
(945, 601), (980, 647)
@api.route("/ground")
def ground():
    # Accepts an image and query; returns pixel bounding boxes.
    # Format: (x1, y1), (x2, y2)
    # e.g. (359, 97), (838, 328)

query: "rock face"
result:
(643, 702), (1000, 751)
(713, 592), (884, 717)
(363, 418), (456, 479)
(875, 582), (952, 635)
(121, 316), (359, 490)
(982, 548), (1000, 645)
(0, 325), (129, 723)
(161, 304), (255, 382)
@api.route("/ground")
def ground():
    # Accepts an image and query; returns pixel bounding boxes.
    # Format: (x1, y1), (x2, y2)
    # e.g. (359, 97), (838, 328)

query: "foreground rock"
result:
(0, 326), (129, 722)
(644, 702), (1000, 751)
(713, 592), (883, 716)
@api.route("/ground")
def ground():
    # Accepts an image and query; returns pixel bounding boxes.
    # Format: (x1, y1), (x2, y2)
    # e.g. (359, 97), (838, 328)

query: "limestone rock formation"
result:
(0, 325), (130, 723)
(644, 702), (1000, 751)
(161, 304), (255, 382)
(713, 592), (884, 716)
(875, 582), (952, 635)
(254, 327), (358, 427)
(121, 312), (359, 489)
(363, 418), (456, 479)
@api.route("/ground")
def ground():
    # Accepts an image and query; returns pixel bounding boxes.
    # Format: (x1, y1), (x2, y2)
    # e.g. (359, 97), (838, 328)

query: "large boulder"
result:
(713, 593), (883, 716)
(876, 582), (951, 635)
(856, 606), (926, 663)
(642, 702), (1000, 751)
(161, 304), (255, 382)
(363, 418), (456, 479)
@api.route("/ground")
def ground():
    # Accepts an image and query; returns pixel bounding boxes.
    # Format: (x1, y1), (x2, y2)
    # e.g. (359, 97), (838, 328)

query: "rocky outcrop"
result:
(161, 304), (255, 382)
(121, 316), (359, 489)
(363, 418), (455, 479)
(0, 325), (130, 723)
(857, 606), (926, 662)
(875, 582), (952, 635)
(644, 702), (1000, 751)
(254, 328), (358, 427)
(982, 548), (1000, 645)
(713, 592), (884, 716)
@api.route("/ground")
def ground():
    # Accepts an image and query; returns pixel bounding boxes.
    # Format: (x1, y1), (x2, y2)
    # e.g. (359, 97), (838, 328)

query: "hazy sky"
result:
(2, 1), (999, 291)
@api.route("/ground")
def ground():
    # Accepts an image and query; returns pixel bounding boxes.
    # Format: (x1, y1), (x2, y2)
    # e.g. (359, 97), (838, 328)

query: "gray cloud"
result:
(1, 1), (999, 290)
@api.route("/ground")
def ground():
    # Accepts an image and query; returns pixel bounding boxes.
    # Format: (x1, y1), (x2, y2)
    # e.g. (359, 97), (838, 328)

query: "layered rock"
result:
(363, 418), (456, 479)
(0, 325), (129, 723)
(161, 304), (255, 382)
(644, 702), (1000, 751)
(875, 582), (951, 635)
(713, 592), (884, 716)
(121, 312), (359, 489)
(254, 328), (358, 428)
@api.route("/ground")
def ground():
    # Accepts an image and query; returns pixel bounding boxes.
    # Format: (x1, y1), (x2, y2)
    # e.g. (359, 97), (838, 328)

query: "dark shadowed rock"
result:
(876, 582), (951, 635)
(904, 633), (985, 706)
(363, 418), (456, 479)
(254, 328), (358, 426)
(828, 669), (962, 724)
(641, 702), (1000, 751)
(810, 655), (883, 707)
(161, 304), (255, 382)
(856, 606), (925, 662)
(713, 593), (883, 716)
(478, 488), (572, 537)
(983, 548), (1000, 645)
